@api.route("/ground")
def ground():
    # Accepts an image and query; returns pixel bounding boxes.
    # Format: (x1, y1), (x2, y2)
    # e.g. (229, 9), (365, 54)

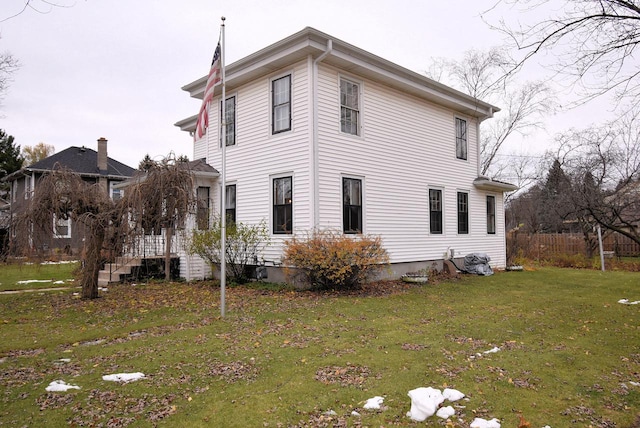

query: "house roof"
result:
(3, 146), (136, 181)
(176, 27), (500, 132)
(114, 158), (219, 189)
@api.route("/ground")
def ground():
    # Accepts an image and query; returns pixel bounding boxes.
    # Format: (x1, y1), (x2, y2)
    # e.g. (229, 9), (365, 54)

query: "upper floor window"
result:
(457, 191), (469, 234)
(455, 117), (467, 160)
(273, 176), (292, 234)
(53, 214), (71, 239)
(225, 184), (236, 224)
(340, 78), (360, 135)
(221, 96), (236, 146)
(486, 195), (496, 234)
(272, 75), (291, 134)
(196, 186), (210, 230)
(343, 177), (362, 234)
(429, 188), (443, 234)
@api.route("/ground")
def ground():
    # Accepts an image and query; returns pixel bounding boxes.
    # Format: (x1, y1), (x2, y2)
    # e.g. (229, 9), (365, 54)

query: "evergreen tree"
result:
(538, 159), (572, 232)
(0, 130), (23, 193)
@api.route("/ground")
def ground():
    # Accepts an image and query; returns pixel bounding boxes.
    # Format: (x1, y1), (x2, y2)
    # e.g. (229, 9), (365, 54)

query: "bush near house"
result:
(189, 218), (269, 283)
(283, 230), (389, 289)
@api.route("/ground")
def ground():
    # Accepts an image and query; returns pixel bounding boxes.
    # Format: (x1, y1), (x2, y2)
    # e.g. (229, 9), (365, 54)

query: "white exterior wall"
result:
(187, 59), (508, 277)
(315, 64), (508, 268)
(198, 60), (312, 265)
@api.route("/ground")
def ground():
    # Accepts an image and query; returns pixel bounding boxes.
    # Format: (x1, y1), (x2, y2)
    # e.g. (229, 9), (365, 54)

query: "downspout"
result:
(311, 39), (333, 228)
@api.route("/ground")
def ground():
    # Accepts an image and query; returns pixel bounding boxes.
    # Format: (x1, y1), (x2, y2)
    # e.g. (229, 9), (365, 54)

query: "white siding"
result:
(204, 60), (312, 264)
(186, 59), (508, 273)
(315, 64), (508, 268)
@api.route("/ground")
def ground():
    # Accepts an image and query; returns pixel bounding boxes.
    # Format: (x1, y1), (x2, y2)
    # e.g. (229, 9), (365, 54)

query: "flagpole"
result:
(220, 16), (227, 317)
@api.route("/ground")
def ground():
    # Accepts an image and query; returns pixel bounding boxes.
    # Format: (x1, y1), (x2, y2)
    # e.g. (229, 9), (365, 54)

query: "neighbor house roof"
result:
(113, 158), (219, 190)
(176, 27), (500, 132)
(3, 146), (136, 181)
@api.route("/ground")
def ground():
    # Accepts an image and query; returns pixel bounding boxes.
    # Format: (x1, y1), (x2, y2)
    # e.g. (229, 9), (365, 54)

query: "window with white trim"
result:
(225, 184), (236, 224)
(343, 177), (362, 234)
(429, 188), (443, 234)
(272, 75), (291, 134)
(221, 95), (236, 146)
(455, 117), (467, 160)
(486, 195), (496, 234)
(53, 214), (71, 238)
(196, 186), (210, 230)
(457, 191), (469, 234)
(110, 182), (123, 201)
(273, 176), (292, 234)
(340, 78), (360, 135)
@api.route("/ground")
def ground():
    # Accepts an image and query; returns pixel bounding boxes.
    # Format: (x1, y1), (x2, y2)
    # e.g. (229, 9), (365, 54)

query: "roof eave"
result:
(180, 27), (499, 120)
(473, 176), (518, 193)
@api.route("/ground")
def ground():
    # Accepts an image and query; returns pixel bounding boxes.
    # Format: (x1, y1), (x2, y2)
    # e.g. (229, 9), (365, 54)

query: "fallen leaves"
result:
(314, 364), (373, 388)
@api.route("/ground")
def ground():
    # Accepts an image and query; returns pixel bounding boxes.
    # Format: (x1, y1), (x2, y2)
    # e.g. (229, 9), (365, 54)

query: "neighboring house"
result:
(3, 137), (136, 255)
(174, 27), (516, 281)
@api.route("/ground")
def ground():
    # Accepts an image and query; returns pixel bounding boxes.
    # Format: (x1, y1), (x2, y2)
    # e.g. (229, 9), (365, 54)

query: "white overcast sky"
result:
(0, 0), (616, 169)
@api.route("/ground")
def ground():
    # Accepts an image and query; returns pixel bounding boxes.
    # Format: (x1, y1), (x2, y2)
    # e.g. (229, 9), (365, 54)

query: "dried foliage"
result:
(12, 166), (114, 298)
(114, 155), (195, 280)
(283, 230), (389, 290)
(188, 218), (270, 283)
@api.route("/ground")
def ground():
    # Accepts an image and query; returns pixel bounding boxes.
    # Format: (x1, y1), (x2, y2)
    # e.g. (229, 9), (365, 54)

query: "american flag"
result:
(195, 42), (222, 140)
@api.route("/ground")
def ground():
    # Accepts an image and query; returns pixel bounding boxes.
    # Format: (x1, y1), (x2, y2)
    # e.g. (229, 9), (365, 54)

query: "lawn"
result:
(0, 260), (78, 292)
(0, 267), (639, 427)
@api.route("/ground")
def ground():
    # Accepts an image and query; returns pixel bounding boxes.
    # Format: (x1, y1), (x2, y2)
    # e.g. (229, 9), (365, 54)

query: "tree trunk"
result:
(165, 226), (172, 281)
(81, 222), (105, 299)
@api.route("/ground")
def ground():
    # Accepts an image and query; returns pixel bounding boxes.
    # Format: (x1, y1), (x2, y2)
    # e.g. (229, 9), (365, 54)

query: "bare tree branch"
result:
(485, 0), (640, 108)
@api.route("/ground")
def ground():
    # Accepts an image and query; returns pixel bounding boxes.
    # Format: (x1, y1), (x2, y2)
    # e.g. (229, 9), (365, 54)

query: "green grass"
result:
(0, 267), (639, 427)
(0, 261), (78, 292)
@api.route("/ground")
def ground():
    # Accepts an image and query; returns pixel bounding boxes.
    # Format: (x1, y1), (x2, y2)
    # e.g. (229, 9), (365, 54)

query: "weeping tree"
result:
(115, 155), (195, 280)
(12, 167), (115, 299)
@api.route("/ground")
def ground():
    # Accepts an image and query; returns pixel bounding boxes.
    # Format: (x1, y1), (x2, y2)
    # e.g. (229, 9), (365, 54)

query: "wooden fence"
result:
(507, 231), (640, 259)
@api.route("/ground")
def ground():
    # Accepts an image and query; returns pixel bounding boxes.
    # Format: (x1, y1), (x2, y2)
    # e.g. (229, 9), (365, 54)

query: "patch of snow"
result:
(436, 405), (455, 419)
(323, 410), (337, 416)
(483, 347), (501, 354)
(406, 387), (445, 421)
(102, 372), (145, 383)
(17, 279), (52, 284)
(41, 260), (78, 265)
(363, 396), (384, 409)
(618, 299), (640, 305)
(46, 380), (80, 392)
(630, 381), (640, 387)
(443, 388), (465, 401)
(470, 417), (501, 428)
(351, 411), (360, 417)
(53, 281), (65, 284)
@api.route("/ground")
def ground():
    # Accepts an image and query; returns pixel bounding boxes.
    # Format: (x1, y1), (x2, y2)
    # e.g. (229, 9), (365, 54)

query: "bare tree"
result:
(0, 39), (19, 105)
(1, 0), (76, 23)
(554, 106), (640, 245)
(487, 0), (640, 107)
(13, 167), (115, 299)
(116, 155), (195, 280)
(426, 47), (555, 177)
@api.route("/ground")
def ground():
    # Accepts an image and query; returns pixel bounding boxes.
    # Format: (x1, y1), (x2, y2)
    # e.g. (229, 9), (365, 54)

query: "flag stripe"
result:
(195, 42), (222, 140)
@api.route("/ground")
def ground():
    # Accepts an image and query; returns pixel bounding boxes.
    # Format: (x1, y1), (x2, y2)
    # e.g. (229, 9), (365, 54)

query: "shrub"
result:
(188, 218), (269, 283)
(283, 230), (389, 290)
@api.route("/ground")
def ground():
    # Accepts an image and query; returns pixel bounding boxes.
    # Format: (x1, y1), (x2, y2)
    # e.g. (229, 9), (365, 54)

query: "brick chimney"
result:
(97, 137), (108, 172)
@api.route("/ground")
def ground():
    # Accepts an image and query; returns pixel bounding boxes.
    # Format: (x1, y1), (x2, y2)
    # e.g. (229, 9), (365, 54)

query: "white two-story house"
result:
(175, 27), (516, 281)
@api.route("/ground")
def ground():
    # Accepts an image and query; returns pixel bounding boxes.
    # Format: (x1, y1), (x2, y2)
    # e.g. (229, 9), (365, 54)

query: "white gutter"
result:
(311, 39), (333, 228)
